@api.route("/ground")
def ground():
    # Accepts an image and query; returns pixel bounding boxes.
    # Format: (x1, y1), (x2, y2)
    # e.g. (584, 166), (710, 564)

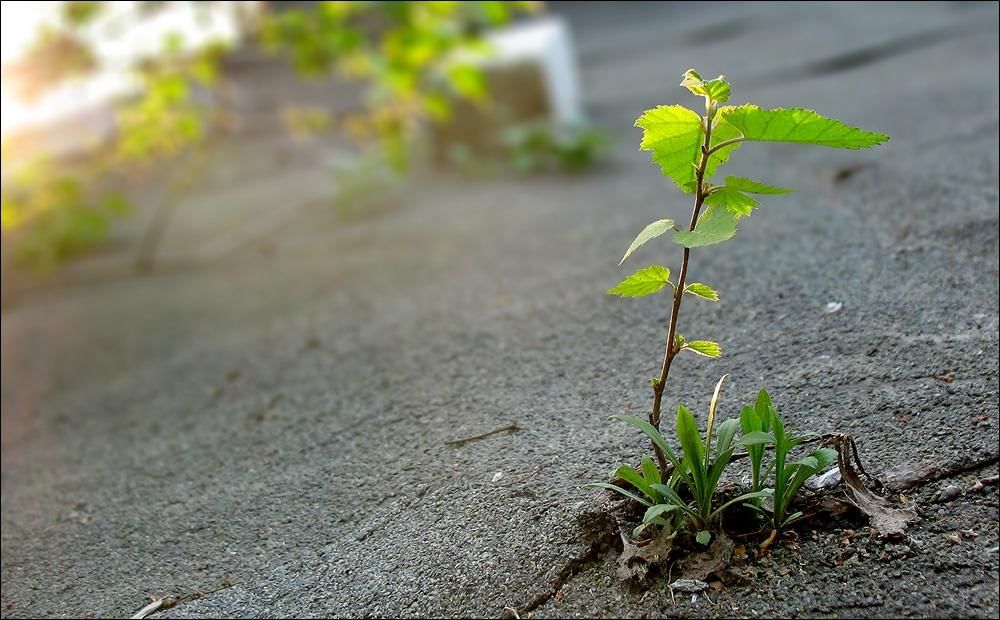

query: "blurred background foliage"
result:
(1, 1), (604, 277)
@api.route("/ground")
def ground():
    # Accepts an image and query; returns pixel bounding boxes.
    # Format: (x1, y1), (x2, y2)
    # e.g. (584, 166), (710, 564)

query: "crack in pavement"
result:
(752, 21), (990, 85)
(520, 448), (1000, 616)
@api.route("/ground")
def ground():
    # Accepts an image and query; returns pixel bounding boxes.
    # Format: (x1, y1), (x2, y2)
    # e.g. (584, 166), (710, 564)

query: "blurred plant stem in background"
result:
(2, 1), (232, 273)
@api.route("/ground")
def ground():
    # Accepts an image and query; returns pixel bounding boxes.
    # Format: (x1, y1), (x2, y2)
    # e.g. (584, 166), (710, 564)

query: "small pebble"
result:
(937, 484), (961, 502)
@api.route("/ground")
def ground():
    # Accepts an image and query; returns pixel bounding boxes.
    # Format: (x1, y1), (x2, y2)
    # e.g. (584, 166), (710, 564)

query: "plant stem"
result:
(648, 108), (716, 476)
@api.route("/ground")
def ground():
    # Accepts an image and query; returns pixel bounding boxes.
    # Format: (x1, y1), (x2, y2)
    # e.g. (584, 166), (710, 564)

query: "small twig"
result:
(667, 561), (676, 605)
(502, 606), (521, 619)
(131, 580), (236, 619)
(758, 529), (778, 553)
(131, 599), (163, 620)
(444, 423), (520, 447)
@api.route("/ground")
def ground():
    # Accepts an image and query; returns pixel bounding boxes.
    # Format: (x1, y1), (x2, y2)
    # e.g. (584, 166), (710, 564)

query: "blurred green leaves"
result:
(261, 1), (539, 170)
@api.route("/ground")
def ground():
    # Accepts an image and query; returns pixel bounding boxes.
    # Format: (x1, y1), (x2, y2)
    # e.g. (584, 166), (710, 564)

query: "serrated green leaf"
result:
(718, 105), (888, 149)
(684, 283), (719, 301)
(608, 264), (672, 298)
(636, 105), (703, 190)
(680, 69), (731, 103)
(707, 120), (743, 179)
(724, 176), (795, 195)
(673, 204), (737, 248)
(620, 219), (675, 265)
(704, 187), (758, 217)
(684, 340), (722, 358)
(636, 106), (741, 191)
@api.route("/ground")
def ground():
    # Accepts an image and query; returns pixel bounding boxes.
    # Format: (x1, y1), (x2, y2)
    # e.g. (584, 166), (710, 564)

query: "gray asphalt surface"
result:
(2, 2), (998, 618)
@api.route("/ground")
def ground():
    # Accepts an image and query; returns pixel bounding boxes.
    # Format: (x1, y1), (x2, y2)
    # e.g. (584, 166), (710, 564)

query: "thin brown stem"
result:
(648, 107), (716, 476)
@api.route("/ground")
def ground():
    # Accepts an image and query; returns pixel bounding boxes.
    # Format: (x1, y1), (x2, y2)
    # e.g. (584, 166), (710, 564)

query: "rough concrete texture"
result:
(2, 2), (998, 618)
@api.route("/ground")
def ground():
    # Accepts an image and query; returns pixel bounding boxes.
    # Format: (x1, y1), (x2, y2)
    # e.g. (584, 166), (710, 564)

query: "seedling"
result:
(610, 69), (886, 473)
(594, 70), (886, 539)
(592, 376), (769, 543)
(740, 390), (838, 530)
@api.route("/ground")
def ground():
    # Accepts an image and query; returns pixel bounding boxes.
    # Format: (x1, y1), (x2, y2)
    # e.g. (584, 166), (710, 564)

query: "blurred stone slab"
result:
(430, 16), (584, 162)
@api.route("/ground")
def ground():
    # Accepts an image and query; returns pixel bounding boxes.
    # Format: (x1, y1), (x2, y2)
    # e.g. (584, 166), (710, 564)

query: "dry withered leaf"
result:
(832, 434), (918, 538)
(678, 530), (735, 581)
(617, 528), (675, 585)
(716, 566), (755, 586)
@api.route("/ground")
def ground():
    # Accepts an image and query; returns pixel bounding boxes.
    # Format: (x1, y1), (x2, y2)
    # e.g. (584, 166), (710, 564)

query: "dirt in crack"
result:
(517, 506), (622, 615)
(515, 440), (998, 615)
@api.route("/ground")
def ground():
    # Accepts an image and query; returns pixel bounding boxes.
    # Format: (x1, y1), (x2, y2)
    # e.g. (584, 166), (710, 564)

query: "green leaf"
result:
(640, 455), (662, 486)
(636, 105), (742, 191)
(611, 415), (686, 474)
(709, 489), (774, 520)
(644, 503), (685, 524)
(718, 105), (888, 149)
(635, 105), (703, 190)
(739, 431), (774, 446)
(706, 120), (743, 178)
(680, 69), (731, 104)
(770, 405), (787, 447)
(675, 406), (706, 482)
(684, 282), (719, 301)
(754, 390), (774, 433)
(684, 340), (722, 358)
(714, 419), (740, 455)
(696, 530), (712, 545)
(792, 456), (820, 471)
(812, 447), (838, 470)
(584, 482), (651, 507)
(651, 484), (695, 516)
(673, 204), (737, 248)
(615, 464), (658, 502)
(620, 219), (675, 265)
(608, 265), (672, 298)
(704, 187), (758, 218)
(740, 405), (762, 434)
(724, 176), (795, 195)
(707, 444), (737, 492)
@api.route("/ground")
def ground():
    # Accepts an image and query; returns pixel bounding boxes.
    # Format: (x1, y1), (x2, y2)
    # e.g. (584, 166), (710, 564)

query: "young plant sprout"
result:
(593, 69), (887, 542)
